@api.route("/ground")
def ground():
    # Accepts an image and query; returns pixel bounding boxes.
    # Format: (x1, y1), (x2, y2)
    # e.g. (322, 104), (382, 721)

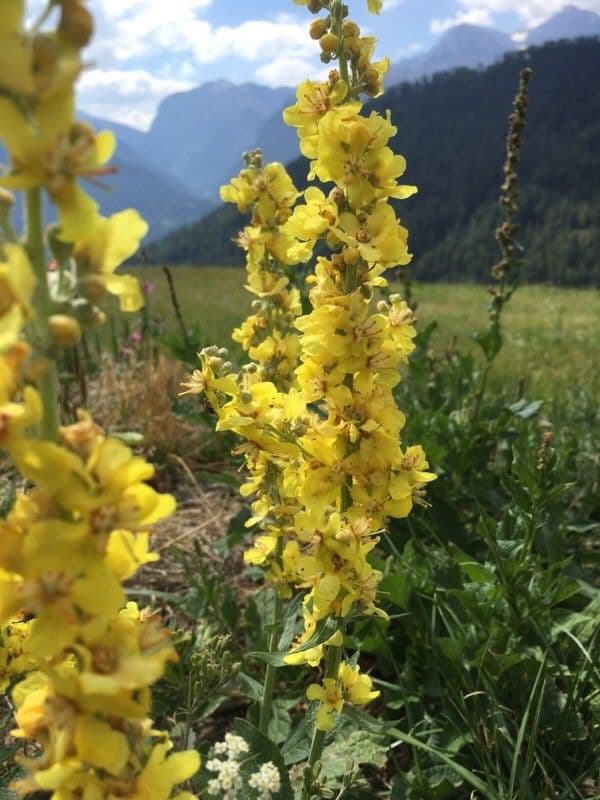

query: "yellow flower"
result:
(338, 660), (380, 704)
(283, 78), (359, 159)
(133, 741), (201, 800)
(0, 385), (43, 454)
(335, 203), (412, 268)
(244, 533), (278, 565)
(73, 715), (130, 776)
(0, 91), (115, 240)
(307, 676), (344, 732)
(0, 243), (36, 350)
(313, 108), (416, 209)
(221, 161), (299, 225)
(73, 209), (148, 312)
(0, 617), (34, 691)
(284, 187), (339, 245)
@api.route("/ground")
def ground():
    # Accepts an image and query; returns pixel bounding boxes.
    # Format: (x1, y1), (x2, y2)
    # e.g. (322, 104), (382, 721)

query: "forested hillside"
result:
(147, 38), (600, 286)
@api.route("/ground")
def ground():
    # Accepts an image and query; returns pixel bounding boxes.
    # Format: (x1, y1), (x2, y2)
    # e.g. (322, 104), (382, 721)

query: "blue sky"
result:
(63, 0), (599, 129)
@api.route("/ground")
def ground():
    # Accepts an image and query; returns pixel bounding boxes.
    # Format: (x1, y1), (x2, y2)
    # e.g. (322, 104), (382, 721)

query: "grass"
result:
(132, 265), (600, 399)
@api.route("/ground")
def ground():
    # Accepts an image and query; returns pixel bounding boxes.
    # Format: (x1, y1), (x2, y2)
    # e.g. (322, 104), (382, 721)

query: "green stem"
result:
(259, 589), (284, 735)
(302, 643), (343, 799)
(25, 187), (60, 441)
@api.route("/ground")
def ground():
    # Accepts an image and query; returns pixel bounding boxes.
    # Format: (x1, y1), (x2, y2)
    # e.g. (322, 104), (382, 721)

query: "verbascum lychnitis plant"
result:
(0, 2), (199, 797)
(183, 0), (435, 791)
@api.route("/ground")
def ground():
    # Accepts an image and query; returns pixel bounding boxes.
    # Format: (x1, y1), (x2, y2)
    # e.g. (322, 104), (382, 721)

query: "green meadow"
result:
(134, 265), (600, 399)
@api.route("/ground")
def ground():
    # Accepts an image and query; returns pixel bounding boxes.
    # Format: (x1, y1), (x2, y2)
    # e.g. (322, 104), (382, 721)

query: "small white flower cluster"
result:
(248, 760), (282, 799)
(206, 733), (249, 799)
(205, 732), (281, 799)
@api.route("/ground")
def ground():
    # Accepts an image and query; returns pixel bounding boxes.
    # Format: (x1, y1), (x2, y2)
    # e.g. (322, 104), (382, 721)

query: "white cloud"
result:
(432, 0), (600, 31)
(78, 68), (194, 129)
(430, 8), (494, 34)
(30, 1), (317, 128)
(255, 57), (328, 87)
(382, 0), (406, 10)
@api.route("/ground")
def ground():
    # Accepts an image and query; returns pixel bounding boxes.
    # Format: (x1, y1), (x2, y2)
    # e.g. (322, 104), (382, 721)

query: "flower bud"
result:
(342, 20), (360, 38)
(307, 0), (323, 12)
(364, 67), (382, 95)
(48, 314), (82, 347)
(310, 19), (329, 39)
(59, 1), (94, 48)
(320, 33), (339, 54)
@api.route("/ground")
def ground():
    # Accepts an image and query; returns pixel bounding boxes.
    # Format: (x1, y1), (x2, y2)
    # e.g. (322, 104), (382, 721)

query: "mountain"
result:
(249, 5), (600, 174)
(146, 38), (600, 287)
(526, 5), (600, 46)
(132, 81), (294, 201)
(388, 24), (515, 85)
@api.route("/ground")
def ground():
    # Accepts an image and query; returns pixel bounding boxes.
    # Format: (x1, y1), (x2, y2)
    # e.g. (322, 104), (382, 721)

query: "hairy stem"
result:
(259, 588), (284, 736)
(302, 643), (343, 799)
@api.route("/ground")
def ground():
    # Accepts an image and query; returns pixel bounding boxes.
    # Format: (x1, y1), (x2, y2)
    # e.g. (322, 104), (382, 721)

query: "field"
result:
(134, 264), (600, 399)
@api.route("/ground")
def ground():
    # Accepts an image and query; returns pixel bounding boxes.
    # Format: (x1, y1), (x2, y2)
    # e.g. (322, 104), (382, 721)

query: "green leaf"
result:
(281, 705), (316, 765)
(473, 326), (502, 360)
(320, 729), (387, 780)
(277, 594), (302, 653)
(449, 545), (494, 583)
(388, 728), (502, 800)
(267, 698), (293, 745)
(500, 473), (532, 512)
(236, 671), (264, 702)
(342, 703), (389, 734)
(508, 656), (547, 800)
(234, 718), (294, 800)
(380, 571), (413, 609)
(436, 637), (463, 664)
